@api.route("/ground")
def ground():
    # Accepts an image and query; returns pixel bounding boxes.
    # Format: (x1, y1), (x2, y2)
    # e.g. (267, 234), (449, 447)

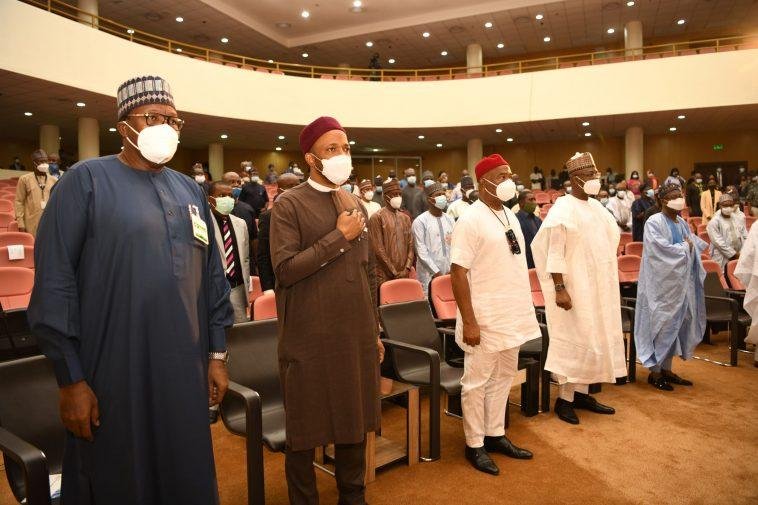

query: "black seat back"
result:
(225, 320), (282, 412)
(0, 355), (64, 502)
(379, 300), (442, 377)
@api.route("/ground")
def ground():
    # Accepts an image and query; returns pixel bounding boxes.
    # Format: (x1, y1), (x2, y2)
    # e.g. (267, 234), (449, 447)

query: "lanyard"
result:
(486, 204), (511, 230)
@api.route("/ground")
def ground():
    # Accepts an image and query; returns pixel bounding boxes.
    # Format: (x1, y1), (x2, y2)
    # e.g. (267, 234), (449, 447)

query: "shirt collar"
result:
(307, 177), (338, 193)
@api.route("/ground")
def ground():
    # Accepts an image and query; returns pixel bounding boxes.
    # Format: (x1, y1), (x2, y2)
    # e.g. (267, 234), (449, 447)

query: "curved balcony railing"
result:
(23, 0), (758, 81)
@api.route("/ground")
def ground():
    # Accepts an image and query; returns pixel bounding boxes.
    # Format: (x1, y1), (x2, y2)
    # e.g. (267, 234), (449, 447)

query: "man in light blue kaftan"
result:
(635, 183), (707, 391)
(412, 182), (455, 296)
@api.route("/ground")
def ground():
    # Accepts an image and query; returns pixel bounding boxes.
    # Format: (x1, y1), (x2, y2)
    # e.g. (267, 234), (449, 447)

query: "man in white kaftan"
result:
(735, 225), (758, 366)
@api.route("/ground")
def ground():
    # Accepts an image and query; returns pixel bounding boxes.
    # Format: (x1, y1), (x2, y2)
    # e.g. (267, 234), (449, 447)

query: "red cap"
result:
(299, 116), (346, 154)
(475, 154), (509, 180)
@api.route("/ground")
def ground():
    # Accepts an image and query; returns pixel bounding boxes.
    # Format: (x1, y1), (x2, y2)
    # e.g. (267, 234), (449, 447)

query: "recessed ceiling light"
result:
(669, 126), (677, 132)
(627, 1), (635, 6)
(175, 16), (183, 22)
(418, 135), (425, 139)
(349, 140), (356, 145)
(582, 121), (590, 126)
(220, 37), (229, 43)
(506, 137), (514, 142)
(76, 102), (86, 107)
(495, 128), (502, 133)
(353, 0), (362, 7)
(275, 146), (282, 151)
(436, 143), (443, 148)
(497, 42), (505, 49)
(379, 159), (384, 163)
(276, 22), (291, 28)
(176, 48), (182, 53)
(268, 59), (274, 63)
(109, 127), (117, 132)
(440, 50), (448, 56)
(127, 28), (135, 34)
(372, 148), (379, 152)
(535, 14), (544, 20)
(278, 135), (285, 140)
(422, 31), (430, 38)
(677, 19), (686, 25)
(677, 114), (686, 119)
(302, 52), (309, 58)
(584, 132), (592, 137)
(607, 28), (615, 34)
(23, 112), (32, 116)
(388, 58), (396, 64)
(301, 10), (310, 18)
(220, 134), (229, 139)
(366, 41), (373, 47)
(543, 36), (551, 42)
(484, 22), (493, 28)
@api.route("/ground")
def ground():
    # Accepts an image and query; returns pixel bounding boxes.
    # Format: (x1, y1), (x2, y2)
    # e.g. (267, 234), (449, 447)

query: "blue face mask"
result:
(231, 187), (242, 199)
(341, 184), (352, 192)
(424, 179), (434, 188)
(48, 162), (60, 176)
(645, 189), (654, 198)
(433, 195), (448, 210)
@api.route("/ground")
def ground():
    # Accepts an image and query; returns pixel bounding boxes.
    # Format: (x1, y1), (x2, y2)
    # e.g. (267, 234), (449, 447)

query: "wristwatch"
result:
(554, 283), (566, 292)
(209, 351), (229, 364)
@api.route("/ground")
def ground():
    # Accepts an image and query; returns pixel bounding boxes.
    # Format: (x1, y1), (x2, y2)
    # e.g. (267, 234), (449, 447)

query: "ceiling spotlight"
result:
(366, 41), (373, 47)
(275, 146), (282, 151)
(379, 159), (384, 163)
(584, 132), (592, 137)
(276, 22), (291, 28)
(677, 19), (686, 25)
(582, 121), (590, 126)
(669, 126), (677, 132)
(495, 128), (502, 133)
(418, 135), (425, 139)
(353, 0), (362, 7)
(278, 135), (285, 140)
(440, 50), (448, 56)
(535, 14), (544, 20)
(302, 52), (309, 58)
(627, 1), (635, 5)
(268, 59), (274, 63)
(220, 134), (229, 139)
(23, 112), (32, 116)
(388, 58), (396, 64)
(109, 127), (117, 132)
(543, 36), (551, 42)
(175, 16), (183, 22)
(301, 10), (310, 19)
(607, 28), (615, 34)
(372, 148), (379, 152)
(349, 140), (356, 145)
(484, 22), (493, 28)
(677, 114), (686, 119)
(436, 143), (443, 148)
(422, 31), (430, 38)
(220, 37), (229, 43)
(127, 28), (135, 34)
(176, 48), (182, 52)
(506, 137), (514, 142)
(497, 42), (505, 49)
(76, 102), (86, 107)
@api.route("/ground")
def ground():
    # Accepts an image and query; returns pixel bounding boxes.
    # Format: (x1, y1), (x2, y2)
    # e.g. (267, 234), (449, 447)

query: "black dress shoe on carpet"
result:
(662, 371), (693, 386)
(573, 393), (616, 414)
(483, 436), (533, 460)
(465, 446), (500, 475)
(554, 398), (579, 425)
(648, 374), (674, 391)
(209, 408), (219, 424)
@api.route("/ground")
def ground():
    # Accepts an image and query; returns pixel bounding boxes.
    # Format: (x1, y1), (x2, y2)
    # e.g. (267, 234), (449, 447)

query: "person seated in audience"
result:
(412, 182), (455, 296)
(631, 183), (656, 242)
(399, 167), (415, 189)
(635, 183), (707, 390)
(15, 148), (57, 237)
(532, 152), (625, 425)
(28, 75), (232, 505)
(239, 163), (269, 216)
(707, 193), (748, 270)
(451, 154), (536, 475)
(368, 179), (415, 298)
(515, 190), (542, 269)
(48, 152), (62, 179)
(700, 177), (722, 222)
(606, 182), (632, 232)
(735, 224), (758, 367)
(627, 170), (642, 196)
(664, 167), (685, 188)
(223, 171), (258, 272)
(358, 179), (381, 219)
(401, 167), (424, 219)
(256, 173), (300, 292)
(597, 188), (612, 211)
(447, 175), (475, 220)
(270, 116), (382, 505)
(646, 169), (659, 190)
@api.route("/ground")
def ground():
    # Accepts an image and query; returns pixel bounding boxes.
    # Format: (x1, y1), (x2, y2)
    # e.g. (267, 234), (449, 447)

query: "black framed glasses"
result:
(505, 229), (522, 255)
(127, 113), (185, 131)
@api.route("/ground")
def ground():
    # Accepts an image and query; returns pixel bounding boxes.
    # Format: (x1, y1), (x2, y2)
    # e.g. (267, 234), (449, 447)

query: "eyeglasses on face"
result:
(126, 113), (185, 131)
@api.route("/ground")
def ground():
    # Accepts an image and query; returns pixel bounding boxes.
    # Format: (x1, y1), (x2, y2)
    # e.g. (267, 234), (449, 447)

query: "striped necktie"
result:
(222, 218), (236, 280)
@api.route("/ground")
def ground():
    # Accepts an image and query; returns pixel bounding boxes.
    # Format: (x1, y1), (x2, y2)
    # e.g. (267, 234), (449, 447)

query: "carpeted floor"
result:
(2, 332), (756, 504)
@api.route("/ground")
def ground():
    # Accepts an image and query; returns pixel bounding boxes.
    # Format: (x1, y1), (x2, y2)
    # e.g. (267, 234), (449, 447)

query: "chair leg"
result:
(520, 361), (539, 417)
(628, 334), (637, 383)
(703, 324), (712, 345)
(540, 370), (551, 413)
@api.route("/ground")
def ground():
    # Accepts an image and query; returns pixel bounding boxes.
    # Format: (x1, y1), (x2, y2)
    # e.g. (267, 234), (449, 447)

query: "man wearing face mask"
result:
(27, 75), (233, 505)
(686, 176), (703, 217)
(562, 179), (572, 195)
(256, 173), (300, 293)
(451, 169), (471, 201)
(14, 148), (56, 236)
(700, 178), (722, 222)
(372, 174), (385, 207)
(401, 167), (424, 219)
(447, 176), (475, 220)
(222, 171), (258, 276)
(631, 184), (656, 242)
(399, 167), (414, 189)
(239, 162), (269, 216)
(48, 152), (62, 179)
(451, 154), (537, 475)
(270, 116), (382, 505)
(515, 190), (542, 269)
(368, 179), (415, 298)
(358, 179), (381, 219)
(412, 182), (455, 296)
(635, 184), (707, 390)
(192, 162), (210, 194)
(532, 152), (626, 425)
(606, 182), (633, 233)
(707, 193), (748, 270)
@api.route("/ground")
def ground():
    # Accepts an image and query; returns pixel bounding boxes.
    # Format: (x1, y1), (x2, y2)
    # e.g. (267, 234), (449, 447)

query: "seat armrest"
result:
(223, 382), (263, 441)
(221, 382), (264, 505)
(0, 427), (51, 505)
(437, 327), (455, 336)
(621, 297), (637, 307)
(382, 339), (441, 387)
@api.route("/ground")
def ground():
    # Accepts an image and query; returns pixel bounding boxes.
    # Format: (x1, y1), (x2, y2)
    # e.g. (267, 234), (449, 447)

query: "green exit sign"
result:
(713, 143), (724, 151)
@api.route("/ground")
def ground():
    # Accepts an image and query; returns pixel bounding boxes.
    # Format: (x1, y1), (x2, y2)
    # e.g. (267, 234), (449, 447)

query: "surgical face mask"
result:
(433, 195), (448, 210)
(617, 190), (626, 199)
(314, 154), (352, 185)
(576, 177), (601, 196)
(721, 206), (733, 216)
(406, 176), (417, 185)
(251, 175), (261, 183)
(123, 122), (179, 165)
(646, 189), (655, 198)
(739, 167), (745, 173)
(565, 186), (572, 194)
(35, 162), (49, 173)
(600, 197), (609, 205)
(363, 191), (374, 201)
(389, 196), (402, 209)
(696, 178), (703, 184)
(485, 178), (517, 202)
(666, 197), (686, 211)
(194, 175), (205, 183)
(213, 196), (235, 215)
(631, 173), (639, 179)
(465, 188), (474, 199)
(375, 186), (383, 193)
(609, 188), (616, 196)
(341, 183), (352, 192)
(231, 187), (242, 199)
(523, 202), (537, 214)
(516, 184), (525, 192)
(424, 179), (434, 188)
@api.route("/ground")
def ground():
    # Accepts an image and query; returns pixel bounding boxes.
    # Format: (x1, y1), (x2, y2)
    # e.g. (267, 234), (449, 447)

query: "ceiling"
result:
(2, 69), (756, 157)
(85, 0), (758, 69)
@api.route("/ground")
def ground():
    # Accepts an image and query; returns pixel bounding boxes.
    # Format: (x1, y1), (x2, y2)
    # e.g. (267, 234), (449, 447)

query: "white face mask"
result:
(363, 191), (374, 201)
(389, 196), (403, 209)
(36, 162), (50, 174)
(666, 197), (686, 211)
(251, 175), (261, 183)
(485, 178), (517, 202)
(616, 190), (626, 199)
(516, 184), (525, 192)
(123, 122), (179, 165)
(314, 154), (352, 186)
(213, 196), (235, 215)
(600, 197), (609, 205)
(194, 175), (205, 183)
(577, 177), (601, 195)
(721, 206), (733, 216)
(465, 188), (474, 199)
(406, 175), (417, 185)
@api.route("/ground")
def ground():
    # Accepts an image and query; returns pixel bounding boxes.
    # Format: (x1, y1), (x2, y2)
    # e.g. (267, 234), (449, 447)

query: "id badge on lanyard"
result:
(189, 204), (209, 245)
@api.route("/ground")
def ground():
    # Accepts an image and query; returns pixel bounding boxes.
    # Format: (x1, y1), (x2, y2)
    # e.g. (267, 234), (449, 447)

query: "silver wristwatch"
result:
(209, 351), (229, 364)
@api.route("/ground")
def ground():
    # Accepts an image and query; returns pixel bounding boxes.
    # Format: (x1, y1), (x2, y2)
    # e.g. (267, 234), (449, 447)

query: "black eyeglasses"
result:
(505, 229), (522, 255)
(126, 113), (185, 131)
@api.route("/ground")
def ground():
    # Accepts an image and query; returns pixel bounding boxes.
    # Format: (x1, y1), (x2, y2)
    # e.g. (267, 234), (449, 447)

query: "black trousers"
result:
(285, 439), (367, 505)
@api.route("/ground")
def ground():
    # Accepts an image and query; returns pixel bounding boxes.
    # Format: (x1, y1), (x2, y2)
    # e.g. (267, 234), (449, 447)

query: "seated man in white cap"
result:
(707, 193), (748, 270)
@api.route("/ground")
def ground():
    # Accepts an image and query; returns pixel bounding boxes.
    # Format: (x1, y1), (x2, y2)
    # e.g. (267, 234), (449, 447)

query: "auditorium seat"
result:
(8, 221), (19, 232)
(697, 223), (708, 234)
(718, 44), (737, 51)
(0, 200), (12, 213)
(679, 49), (698, 56)
(680, 208), (690, 219)
(559, 62), (575, 69)
(335, 75), (349, 80)
(687, 216), (702, 233)
(429, 274), (456, 322)
(0, 246), (34, 270)
(624, 241), (643, 257)
(252, 292), (277, 321)
(529, 268), (544, 308)
(618, 232), (633, 256)
(617, 255), (641, 284)
(379, 278), (425, 304)
(535, 193), (551, 205)
(698, 231), (710, 245)
(726, 260), (745, 290)
(0, 213), (15, 232)
(248, 276), (263, 305)
(0, 267), (34, 311)
(349, 75), (364, 81)
(550, 193), (561, 203)
(319, 74), (335, 80)
(254, 67), (269, 73)
(270, 70), (284, 75)
(698, 47), (716, 54)
(746, 216), (755, 231)
(0, 233), (34, 248)
(0, 355), (65, 505)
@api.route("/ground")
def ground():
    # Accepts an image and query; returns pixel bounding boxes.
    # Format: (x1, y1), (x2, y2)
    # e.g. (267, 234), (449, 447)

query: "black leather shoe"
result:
(464, 446), (499, 475)
(209, 407), (219, 424)
(573, 393), (616, 414)
(554, 398), (579, 424)
(648, 373), (674, 391)
(483, 436), (533, 460)
(662, 371), (693, 386)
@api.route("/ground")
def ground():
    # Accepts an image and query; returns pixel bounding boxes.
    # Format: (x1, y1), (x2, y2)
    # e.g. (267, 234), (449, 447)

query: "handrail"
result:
(22, 0), (758, 80)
